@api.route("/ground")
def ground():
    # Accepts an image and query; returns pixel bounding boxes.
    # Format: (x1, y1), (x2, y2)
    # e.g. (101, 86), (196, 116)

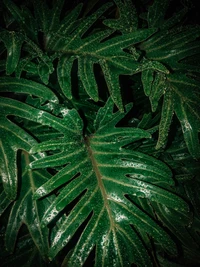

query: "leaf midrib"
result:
(85, 136), (115, 229)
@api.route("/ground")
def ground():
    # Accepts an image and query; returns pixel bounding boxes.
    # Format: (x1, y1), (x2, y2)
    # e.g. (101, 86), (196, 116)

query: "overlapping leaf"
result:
(0, 31), (24, 75)
(1, 234), (54, 267)
(30, 98), (189, 266)
(0, 0), (199, 265)
(36, 1), (157, 111)
(0, 78), (58, 199)
(3, 0), (38, 42)
(103, 0), (138, 33)
(142, 0), (200, 72)
(142, 71), (200, 158)
(139, 1), (200, 158)
(147, 0), (169, 28)
(140, 25), (200, 71)
(4, 152), (51, 258)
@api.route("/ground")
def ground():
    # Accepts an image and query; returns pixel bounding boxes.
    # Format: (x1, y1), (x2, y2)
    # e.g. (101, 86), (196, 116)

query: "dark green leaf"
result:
(56, 26), (155, 109)
(30, 99), (188, 266)
(147, 0), (169, 28)
(3, 0), (37, 42)
(0, 77), (58, 103)
(103, 0), (138, 33)
(0, 186), (12, 216)
(1, 234), (53, 267)
(140, 25), (200, 68)
(156, 89), (174, 149)
(0, 114), (36, 200)
(0, 31), (24, 75)
(4, 152), (52, 258)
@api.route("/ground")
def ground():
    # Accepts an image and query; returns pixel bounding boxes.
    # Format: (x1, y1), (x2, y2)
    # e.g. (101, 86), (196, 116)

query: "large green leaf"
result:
(56, 26), (158, 110)
(4, 152), (51, 258)
(38, 1), (156, 110)
(140, 3), (200, 73)
(33, 0), (66, 37)
(30, 98), (189, 266)
(0, 78), (58, 199)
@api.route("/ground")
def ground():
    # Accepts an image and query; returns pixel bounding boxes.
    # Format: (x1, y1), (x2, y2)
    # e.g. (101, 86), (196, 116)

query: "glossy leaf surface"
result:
(5, 152), (50, 257)
(0, 78), (58, 199)
(0, 0), (199, 266)
(30, 98), (189, 266)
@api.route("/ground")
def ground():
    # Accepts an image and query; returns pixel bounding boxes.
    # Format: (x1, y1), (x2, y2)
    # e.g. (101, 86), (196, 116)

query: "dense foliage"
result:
(0, 0), (200, 266)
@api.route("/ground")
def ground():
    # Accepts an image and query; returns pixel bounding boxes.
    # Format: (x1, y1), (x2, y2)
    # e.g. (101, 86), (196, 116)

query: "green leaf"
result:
(1, 234), (52, 267)
(140, 25), (200, 70)
(156, 89), (174, 149)
(0, 77), (58, 103)
(0, 31), (24, 75)
(4, 152), (51, 258)
(38, 60), (54, 85)
(147, 0), (169, 28)
(3, 0), (37, 42)
(140, 70), (200, 158)
(169, 74), (200, 159)
(149, 72), (167, 112)
(56, 25), (156, 110)
(103, 0), (138, 33)
(30, 98), (189, 266)
(0, 77), (58, 199)
(45, 3), (83, 49)
(161, 7), (188, 30)
(0, 113), (36, 200)
(141, 69), (154, 96)
(0, 186), (12, 216)
(33, 0), (50, 34)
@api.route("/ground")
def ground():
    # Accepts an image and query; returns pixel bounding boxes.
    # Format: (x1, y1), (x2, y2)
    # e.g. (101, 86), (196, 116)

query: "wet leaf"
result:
(4, 152), (50, 257)
(30, 98), (189, 266)
(52, 2), (156, 110)
(103, 0), (138, 33)
(0, 31), (24, 75)
(0, 78), (58, 199)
